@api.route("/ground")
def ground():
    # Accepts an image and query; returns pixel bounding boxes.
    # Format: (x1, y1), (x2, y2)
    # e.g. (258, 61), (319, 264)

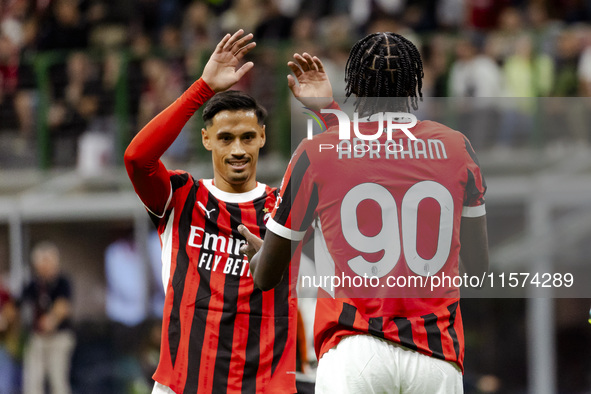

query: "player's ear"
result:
(202, 128), (212, 151)
(259, 125), (266, 148)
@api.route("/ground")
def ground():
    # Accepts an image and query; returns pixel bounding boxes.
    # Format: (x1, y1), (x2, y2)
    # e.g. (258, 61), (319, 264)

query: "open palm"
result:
(288, 53), (334, 110)
(202, 30), (256, 92)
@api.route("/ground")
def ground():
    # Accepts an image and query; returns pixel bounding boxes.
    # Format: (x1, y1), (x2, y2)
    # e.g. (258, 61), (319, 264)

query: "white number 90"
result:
(340, 181), (454, 278)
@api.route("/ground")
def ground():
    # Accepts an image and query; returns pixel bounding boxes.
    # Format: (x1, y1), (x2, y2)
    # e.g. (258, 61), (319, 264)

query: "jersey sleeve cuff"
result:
(462, 204), (486, 218)
(186, 78), (216, 104)
(143, 182), (173, 219)
(266, 218), (306, 241)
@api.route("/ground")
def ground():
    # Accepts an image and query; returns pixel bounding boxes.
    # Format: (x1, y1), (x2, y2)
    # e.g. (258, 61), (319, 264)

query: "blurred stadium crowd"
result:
(1, 0), (591, 169)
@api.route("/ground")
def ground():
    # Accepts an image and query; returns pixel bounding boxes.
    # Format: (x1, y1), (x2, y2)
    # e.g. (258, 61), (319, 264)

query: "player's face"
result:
(202, 110), (266, 193)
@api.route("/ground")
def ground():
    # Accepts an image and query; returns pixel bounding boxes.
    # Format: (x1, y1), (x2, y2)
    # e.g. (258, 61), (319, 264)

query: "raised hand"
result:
(202, 30), (256, 92)
(287, 53), (334, 110)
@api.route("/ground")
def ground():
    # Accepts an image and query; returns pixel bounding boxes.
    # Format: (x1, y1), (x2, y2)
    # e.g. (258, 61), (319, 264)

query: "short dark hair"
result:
(202, 90), (267, 127)
(345, 32), (424, 115)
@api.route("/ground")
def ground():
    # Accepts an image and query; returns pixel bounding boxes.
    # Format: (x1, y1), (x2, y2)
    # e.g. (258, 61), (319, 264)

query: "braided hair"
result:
(345, 32), (424, 116)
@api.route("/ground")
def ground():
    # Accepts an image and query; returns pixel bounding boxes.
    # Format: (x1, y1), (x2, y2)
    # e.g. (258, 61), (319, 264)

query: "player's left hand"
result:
(238, 224), (263, 260)
(202, 30), (256, 92)
(288, 53), (333, 110)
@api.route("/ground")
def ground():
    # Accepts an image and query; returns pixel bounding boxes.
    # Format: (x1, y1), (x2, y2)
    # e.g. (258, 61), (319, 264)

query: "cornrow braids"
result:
(345, 32), (424, 116)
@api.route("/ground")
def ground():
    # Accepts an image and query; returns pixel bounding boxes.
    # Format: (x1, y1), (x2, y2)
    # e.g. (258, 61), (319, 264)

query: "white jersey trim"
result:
(143, 182), (173, 219)
(462, 204), (486, 218)
(266, 217), (306, 241)
(202, 179), (267, 203)
(152, 382), (176, 394)
(160, 208), (175, 294)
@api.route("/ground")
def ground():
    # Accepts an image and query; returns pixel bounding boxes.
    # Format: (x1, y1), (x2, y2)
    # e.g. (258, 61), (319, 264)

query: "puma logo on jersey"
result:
(198, 201), (216, 218)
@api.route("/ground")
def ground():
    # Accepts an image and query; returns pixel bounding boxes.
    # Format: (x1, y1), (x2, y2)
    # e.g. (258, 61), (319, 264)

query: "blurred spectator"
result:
(0, 31), (19, 132)
(465, 0), (510, 30)
(21, 241), (75, 394)
(37, 0), (89, 51)
(14, 17), (39, 143)
(348, 0), (405, 30)
(497, 34), (554, 148)
(485, 7), (524, 63)
(254, 0), (294, 42)
(48, 51), (101, 166)
(502, 34), (554, 97)
(137, 56), (190, 161)
(104, 229), (164, 390)
(579, 42), (591, 96)
(421, 34), (452, 97)
(449, 34), (503, 97)
(527, 1), (563, 56)
(181, 1), (217, 50)
(449, 34), (503, 148)
(0, 277), (20, 394)
(220, 0), (263, 33)
(436, 0), (466, 30)
(553, 29), (581, 97)
(104, 229), (164, 349)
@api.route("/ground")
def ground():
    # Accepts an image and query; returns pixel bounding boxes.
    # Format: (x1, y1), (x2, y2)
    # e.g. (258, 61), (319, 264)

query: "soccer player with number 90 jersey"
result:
(242, 33), (489, 394)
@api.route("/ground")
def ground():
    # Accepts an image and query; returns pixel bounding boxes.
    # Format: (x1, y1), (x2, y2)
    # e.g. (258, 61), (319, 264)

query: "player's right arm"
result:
(124, 30), (256, 216)
(460, 216), (489, 277)
(459, 137), (489, 276)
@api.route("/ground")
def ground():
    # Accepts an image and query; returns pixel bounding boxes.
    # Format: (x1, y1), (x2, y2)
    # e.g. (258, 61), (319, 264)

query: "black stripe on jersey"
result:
(464, 169), (484, 207)
(272, 273), (290, 375)
(368, 317), (385, 339)
(299, 183), (318, 232)
(211, 201), (242, 390)
(171, 172), (190, 191)
(184, 194), (220, 394)
(463, 137), (480, 166)
(256, 190), (290, 377)
(338, 303), (357, 328)
(167, 183), (197, 367)
(422, 313), (444, 360)
(393, 317), (418, 351)
(242, 290), (263, 394)
(274, 151), (311, 227)
(242, 195), (272, 393)
(148, 173), (191, 228)
(447, 301), (460, 359)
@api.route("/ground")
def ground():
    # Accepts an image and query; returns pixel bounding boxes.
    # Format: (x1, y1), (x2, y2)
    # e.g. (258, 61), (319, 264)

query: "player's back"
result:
(282, 118), (486, 368)
(298, 119), (483, 299)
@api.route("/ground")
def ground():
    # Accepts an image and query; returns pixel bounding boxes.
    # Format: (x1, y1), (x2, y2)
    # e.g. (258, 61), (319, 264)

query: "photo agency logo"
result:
(304, 108), (420, 158)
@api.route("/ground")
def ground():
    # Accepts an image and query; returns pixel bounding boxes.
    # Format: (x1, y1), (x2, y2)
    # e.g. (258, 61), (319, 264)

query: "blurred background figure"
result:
(448, 33), (503, 149)
(0, 275), (20, 394)
(104, 228), (164, 391)
(21, 241), (75, 394)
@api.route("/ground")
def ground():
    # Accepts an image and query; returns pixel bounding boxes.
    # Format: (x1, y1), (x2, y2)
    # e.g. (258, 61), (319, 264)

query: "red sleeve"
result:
(310, 100), (341, 130)
(461, 136), (487, 217)
(124, 78), (215, 216)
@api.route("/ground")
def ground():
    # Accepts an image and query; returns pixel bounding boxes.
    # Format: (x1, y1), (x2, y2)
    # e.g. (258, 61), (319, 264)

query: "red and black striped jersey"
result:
(267, 119), (486, 371)
(151, 172), (297, 394)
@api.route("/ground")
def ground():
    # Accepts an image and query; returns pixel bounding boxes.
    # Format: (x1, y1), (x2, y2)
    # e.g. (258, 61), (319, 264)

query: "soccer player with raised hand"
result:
(125, 30), (298, 394)
(240, 32), (489, 393)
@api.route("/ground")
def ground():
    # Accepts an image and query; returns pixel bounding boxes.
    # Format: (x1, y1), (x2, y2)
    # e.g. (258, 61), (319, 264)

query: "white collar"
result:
(202, 179), (267, 203)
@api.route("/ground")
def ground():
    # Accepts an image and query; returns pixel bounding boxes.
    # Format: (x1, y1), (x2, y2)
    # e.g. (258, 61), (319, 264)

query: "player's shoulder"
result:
(168, 169), (197, 188)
